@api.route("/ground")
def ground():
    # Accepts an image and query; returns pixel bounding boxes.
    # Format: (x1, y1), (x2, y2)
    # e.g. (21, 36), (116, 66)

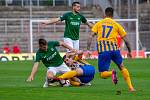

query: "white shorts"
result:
(64, 38), (79, 51)
(47, 63), (71, 76)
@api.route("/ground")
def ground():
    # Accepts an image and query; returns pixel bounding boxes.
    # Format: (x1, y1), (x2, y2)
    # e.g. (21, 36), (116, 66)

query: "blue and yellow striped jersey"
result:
(92, 18), (126, 53)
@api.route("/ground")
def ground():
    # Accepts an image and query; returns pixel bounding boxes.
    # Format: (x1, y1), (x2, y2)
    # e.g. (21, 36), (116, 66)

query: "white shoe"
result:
(84, 82), (91, 86)
(43, 82), (48, 88)
(49, 82), (60, 86)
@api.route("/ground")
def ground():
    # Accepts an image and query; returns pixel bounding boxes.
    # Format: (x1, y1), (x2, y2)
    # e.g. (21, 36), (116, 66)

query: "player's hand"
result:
(26, 75), (34, 82)
(127, 52), (132, 58)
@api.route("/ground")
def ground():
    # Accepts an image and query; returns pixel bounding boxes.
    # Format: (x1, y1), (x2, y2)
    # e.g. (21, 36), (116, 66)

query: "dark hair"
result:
(72, 2), (80, 7)
(105, 7), (114, 17)
(39, 38), (47, 46)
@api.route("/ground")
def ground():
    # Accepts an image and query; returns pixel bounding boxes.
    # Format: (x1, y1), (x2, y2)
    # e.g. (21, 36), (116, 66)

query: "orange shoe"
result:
(129, 88), (136, 92)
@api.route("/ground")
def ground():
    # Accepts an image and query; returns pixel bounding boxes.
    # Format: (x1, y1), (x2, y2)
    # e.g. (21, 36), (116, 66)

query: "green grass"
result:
(0, 59), (150, 100)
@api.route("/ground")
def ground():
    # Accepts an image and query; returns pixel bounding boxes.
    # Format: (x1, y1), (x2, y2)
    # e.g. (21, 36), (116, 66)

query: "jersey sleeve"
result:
(59, 13), (68, 21)
(35, 52), (41, 62)
(91, 22), (98, 34)
(48, 41), (60, 47)
(81, 15), (87, 23)
(117, 23), (127, 38)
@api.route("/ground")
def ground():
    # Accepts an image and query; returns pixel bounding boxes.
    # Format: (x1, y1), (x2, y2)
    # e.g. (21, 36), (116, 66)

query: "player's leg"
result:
(58, 66), (82, 79)
(56, 62), (79, 79)
(73, 40), (79, 50)
(64, 38), (73, 52)
(98, 52), (112, 78)
(43, 67), (57, 87)
(111, 50), (135, 91)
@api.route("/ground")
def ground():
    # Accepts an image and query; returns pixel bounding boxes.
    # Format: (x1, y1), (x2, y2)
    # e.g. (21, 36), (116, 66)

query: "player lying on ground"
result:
(26, 38), (77, 87)
(87, 7), (135, 92)
(52, 50), (95, 86)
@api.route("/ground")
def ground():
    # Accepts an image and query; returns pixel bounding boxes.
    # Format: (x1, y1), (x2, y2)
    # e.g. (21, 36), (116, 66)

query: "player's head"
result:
(72, 2), (80, 13)
(63, 54), (74, 67)
(39, 38), (48, 51)
(105, 7), (114, 18)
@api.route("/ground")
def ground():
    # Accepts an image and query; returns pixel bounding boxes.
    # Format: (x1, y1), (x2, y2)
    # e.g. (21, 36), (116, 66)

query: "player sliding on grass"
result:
(52, 50), (95, 86)
(26, 38), (76, 87)
(87, 7), (135, 92)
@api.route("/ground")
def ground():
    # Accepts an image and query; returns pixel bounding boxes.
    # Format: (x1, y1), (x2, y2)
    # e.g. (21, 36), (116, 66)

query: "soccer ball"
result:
(59, 80), (70, 87)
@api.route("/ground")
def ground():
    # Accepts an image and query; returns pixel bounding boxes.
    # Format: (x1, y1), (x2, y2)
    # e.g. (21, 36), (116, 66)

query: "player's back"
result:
(92, 18), (126, 53)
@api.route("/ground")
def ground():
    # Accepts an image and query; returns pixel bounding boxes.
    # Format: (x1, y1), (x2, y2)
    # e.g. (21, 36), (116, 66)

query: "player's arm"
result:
(85, 22), (93, 29)
(59, 41), (76, 52)
(41, 18), (61, 25)
(87, 32), (96, 50)
(118, 23), (132, 58)
(26, 62), (39, 82)
(122, 35), (132, 58)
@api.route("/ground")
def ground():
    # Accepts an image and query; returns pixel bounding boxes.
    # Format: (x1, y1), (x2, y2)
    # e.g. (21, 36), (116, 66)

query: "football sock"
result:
(70, 80), (81, 86)
(100, 71), (112, 78)
(59, 70), (77, 79)
(121, 67), (134, 89)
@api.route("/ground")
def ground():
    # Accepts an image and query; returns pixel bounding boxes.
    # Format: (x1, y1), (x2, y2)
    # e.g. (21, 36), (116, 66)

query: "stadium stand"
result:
(0, 6), (97, 53)
(0, 0), (150, 53)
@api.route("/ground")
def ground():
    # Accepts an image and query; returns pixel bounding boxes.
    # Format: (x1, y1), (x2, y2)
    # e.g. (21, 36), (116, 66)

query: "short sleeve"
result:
(35, 52), (41, 62)
(48, 41), (60, 47)
(92, 22), (98, 34)
(81, 15), (87, 23)
(117, 23), (127, 38)
(60, 13), (68, 21)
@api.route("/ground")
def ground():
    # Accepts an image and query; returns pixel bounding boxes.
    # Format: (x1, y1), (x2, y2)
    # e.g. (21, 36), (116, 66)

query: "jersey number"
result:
(102, 25), (113, 38)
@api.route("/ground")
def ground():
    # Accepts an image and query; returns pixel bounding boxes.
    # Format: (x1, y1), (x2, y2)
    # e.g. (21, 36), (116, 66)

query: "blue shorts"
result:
(77, 65), (95, 83)
(98, 50), (123, 72)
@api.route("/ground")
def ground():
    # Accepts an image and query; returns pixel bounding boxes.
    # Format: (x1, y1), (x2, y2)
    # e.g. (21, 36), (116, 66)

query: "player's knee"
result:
(47, 71), (54, 79)
(118, 63), (124, 70)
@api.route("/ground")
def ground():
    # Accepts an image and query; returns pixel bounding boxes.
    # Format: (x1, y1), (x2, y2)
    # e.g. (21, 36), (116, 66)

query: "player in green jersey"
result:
(26, 38), (76, 87)
(41, 2), (92, 51)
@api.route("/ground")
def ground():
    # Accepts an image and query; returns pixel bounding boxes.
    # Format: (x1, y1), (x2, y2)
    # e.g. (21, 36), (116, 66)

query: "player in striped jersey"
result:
(52, 50), (95, 86)
(87, 7), (135, 92)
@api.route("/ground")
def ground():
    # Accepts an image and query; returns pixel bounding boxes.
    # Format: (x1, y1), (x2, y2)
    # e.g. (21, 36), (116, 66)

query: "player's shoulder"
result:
(94, 20), (103, 26)
(77, 12), (85, 16)
(63, 12), (72, 15)
(48, 40), (58, 44)
(36, 49), (41, 55)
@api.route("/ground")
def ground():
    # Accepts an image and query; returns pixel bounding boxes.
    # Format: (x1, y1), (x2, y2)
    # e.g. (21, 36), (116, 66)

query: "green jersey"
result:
(35, 41), (64, 68)
(60, 12), (87, 40)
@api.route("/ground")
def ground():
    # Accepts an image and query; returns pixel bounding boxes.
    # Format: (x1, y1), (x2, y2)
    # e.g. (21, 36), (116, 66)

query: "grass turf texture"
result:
(0, 59), (150, 100)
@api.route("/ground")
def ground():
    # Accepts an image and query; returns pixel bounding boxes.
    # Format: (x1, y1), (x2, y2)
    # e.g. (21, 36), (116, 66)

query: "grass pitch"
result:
(0, 59), (150, 100)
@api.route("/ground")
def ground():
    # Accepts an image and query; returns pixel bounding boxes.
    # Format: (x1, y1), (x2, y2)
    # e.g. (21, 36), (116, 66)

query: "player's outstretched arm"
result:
(59, 41), (77, 52)
(41, 18), (61, 25)
(26, 62), (39, 82)
(85, 22), (93, 29)
(123, 35), (132, 58)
